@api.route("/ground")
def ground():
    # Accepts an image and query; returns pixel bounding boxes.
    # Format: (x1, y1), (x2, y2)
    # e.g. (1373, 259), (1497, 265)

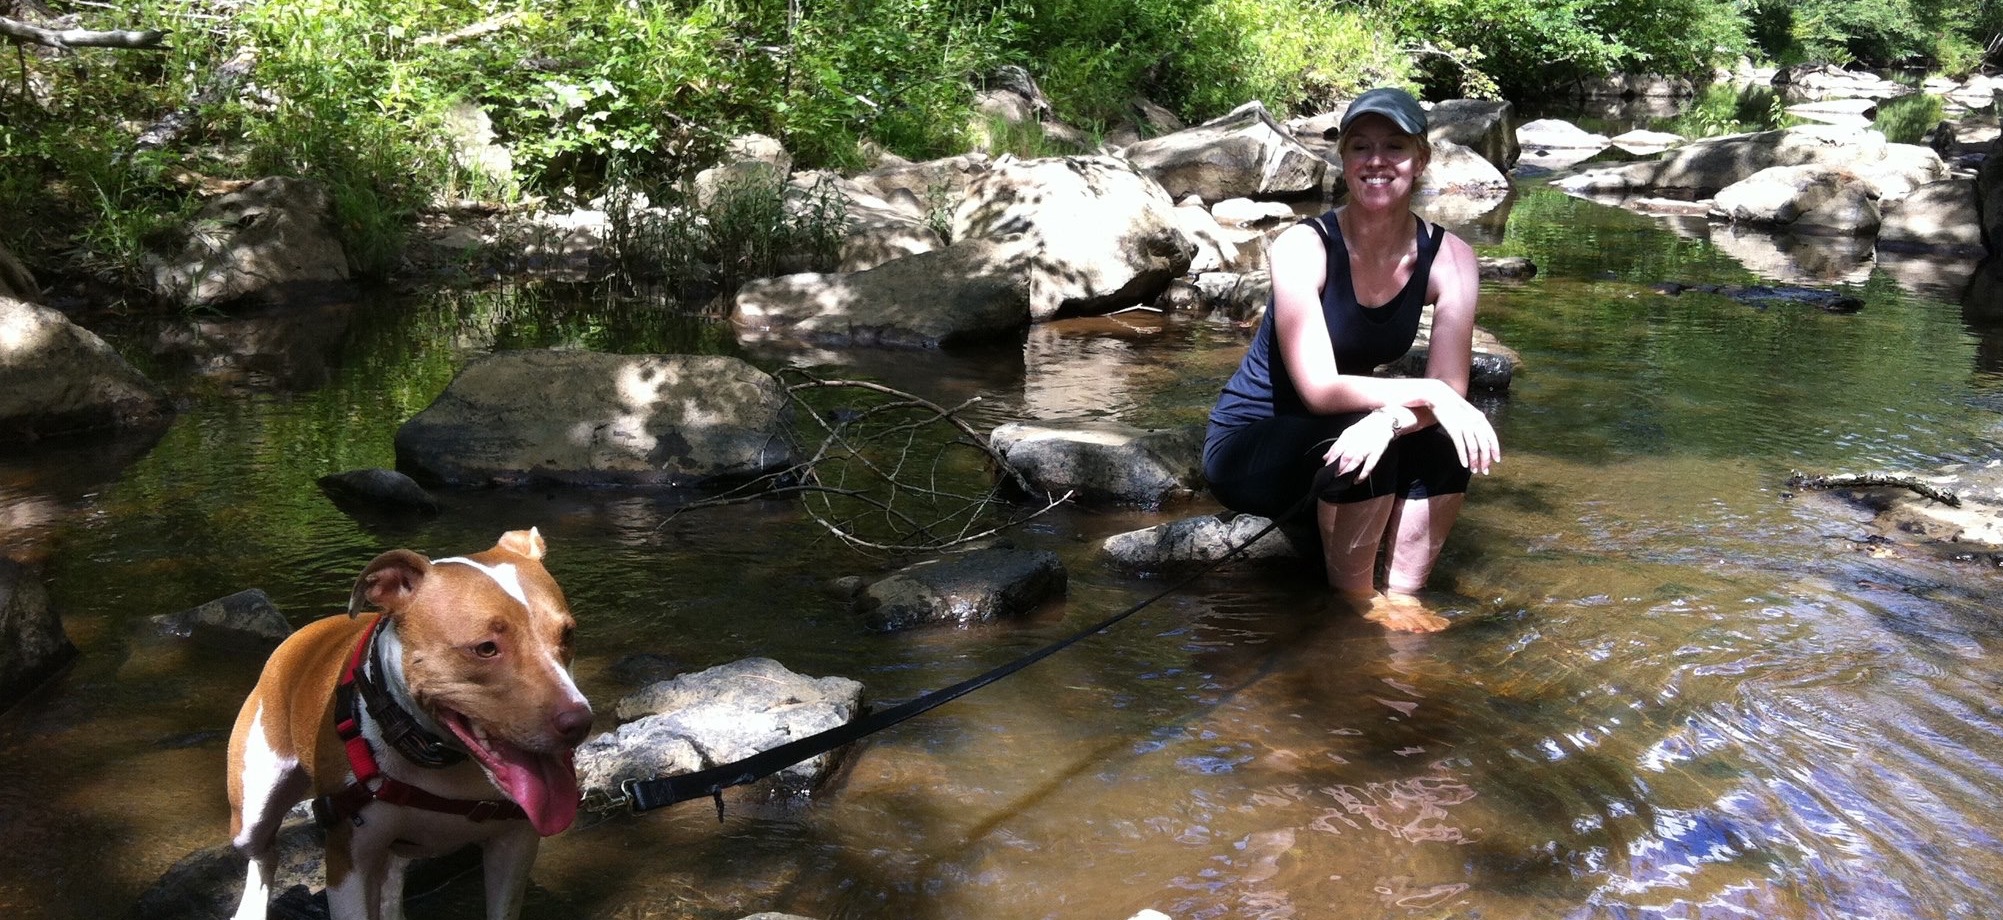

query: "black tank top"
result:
(1207, 213), (1445, 430)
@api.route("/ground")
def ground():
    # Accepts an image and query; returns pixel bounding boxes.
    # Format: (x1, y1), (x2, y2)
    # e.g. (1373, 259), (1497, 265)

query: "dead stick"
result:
(0, 16), (168, 50)
(1787, 470), (1961, 507)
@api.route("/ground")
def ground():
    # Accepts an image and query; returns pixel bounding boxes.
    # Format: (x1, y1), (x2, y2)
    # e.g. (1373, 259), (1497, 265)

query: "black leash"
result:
(608, 488), (1323, 819)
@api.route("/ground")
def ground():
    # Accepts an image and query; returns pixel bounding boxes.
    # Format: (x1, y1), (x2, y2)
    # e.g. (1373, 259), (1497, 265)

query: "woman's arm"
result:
(1417, 232), (1500, 474)
(1271, 224), (1449, 416)
(1310, 228), (1500, 480)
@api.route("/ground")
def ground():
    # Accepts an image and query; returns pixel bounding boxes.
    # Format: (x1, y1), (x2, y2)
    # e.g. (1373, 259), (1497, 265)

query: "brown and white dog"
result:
(226, 528), (593, 920)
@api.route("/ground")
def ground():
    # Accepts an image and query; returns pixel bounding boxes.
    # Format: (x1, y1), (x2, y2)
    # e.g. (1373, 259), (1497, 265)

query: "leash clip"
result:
(580, 782), (634, 815)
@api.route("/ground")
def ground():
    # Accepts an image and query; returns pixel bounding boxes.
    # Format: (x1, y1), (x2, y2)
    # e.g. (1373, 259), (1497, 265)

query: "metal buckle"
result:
(580, 783), (633, 815)
(465, 800), (502, 822)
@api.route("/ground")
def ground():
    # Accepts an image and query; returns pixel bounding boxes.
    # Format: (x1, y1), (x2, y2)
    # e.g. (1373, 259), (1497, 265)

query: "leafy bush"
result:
(1669, 82), (1790, 137)
(1004, 0), (1407, 126)
(1175, 0), (1405, 115)
(1745, 0), (1999, 70)
(1396, 0), (1747, 99)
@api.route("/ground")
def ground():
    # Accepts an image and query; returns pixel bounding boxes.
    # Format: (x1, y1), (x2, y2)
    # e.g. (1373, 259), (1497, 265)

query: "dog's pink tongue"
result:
(493, 745), (581, 836)
(460, 732), (579, 837)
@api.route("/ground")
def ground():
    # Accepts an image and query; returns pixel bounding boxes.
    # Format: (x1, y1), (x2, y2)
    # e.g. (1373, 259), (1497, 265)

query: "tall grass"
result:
(604, 167), (849, 310)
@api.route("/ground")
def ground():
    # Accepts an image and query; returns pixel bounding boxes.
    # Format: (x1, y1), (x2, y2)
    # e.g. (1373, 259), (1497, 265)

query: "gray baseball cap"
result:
(1335, 87), (1427, 137)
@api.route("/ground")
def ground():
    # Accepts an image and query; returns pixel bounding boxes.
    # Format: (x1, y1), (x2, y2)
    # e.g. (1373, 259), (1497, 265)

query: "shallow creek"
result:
(7, 183), (2003, 919)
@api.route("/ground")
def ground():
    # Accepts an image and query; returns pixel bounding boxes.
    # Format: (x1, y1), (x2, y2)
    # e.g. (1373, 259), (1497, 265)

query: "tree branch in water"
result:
(1787, 470), (1961, 507)
(668, 371), (1069, 554)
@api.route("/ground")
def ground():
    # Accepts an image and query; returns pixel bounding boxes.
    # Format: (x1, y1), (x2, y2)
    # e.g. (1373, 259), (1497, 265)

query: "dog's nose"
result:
(554, 703), (594, 746)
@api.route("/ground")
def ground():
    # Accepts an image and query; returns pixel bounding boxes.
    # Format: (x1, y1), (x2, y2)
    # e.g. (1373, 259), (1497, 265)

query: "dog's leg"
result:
(480, 828), (541, 920)
(325, 821), (395, 920)
(229, 703), (309, 920)
(376, 855), (412, 920)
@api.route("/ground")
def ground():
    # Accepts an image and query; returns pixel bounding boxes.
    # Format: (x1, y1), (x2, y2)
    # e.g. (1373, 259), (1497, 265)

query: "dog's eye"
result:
(473, 641), (501, 659)
(560, 626), (574, 649)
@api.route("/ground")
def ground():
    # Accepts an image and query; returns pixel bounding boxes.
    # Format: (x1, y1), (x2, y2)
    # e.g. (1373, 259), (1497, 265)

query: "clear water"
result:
(6, 183), (2003, 920)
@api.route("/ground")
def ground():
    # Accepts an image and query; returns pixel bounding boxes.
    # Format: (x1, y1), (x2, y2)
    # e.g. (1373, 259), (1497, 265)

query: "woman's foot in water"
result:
(1361, 592), (1450, 633)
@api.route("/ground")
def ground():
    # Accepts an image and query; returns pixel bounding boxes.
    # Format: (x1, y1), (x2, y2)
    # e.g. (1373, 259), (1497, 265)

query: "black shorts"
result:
(1202, 412), (1472, 521)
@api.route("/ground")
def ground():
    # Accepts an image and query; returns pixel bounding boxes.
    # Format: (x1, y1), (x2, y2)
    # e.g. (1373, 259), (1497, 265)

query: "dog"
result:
(226, 528), (593, 920)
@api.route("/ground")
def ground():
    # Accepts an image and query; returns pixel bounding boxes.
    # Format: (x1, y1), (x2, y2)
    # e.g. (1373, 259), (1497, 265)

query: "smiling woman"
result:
(1201, 86), (1499, 633)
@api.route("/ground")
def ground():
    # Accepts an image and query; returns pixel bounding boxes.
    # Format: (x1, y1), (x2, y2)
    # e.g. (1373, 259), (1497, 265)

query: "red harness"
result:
(314, 616), (527, 827)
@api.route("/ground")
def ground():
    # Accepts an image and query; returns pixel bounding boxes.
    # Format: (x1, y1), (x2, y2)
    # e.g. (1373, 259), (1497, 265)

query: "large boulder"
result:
(733, 238), (1031, 348)
(1120, 101), (1326, 202)
(441, 100), (515, 196)
(1976, 136), (2003, 251)
(1773, 64), (1915, 103)
(848, 153), (993, 208)
(1709, 165), (1883, 236)
(952, 155), (1194, 320)
(817, 182), (945, 273)
(0, 296), (173, 441)
(151, 176), (352, 307)
(0, 558), (74, 711)
(1879, 179), (1986, 255)
(1516, 118), (1614, 170)
(1556, 126), (1887, 199)
(1427, 99), (1520, 173)
(1416, 138), (1511, 198)
(1847, 143), (1949, 204)
(582, 657), (864, 803)
(395, 350), (794, 487)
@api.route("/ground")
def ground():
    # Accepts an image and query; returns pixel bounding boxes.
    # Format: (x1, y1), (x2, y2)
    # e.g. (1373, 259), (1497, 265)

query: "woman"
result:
(1202, 87), (1501, 633)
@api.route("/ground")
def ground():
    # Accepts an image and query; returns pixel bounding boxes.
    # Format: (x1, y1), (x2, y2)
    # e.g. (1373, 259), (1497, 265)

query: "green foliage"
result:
(1745, 0), (1999, 70)
(785, 0), (1013, 166)
(1006, 0), (1405, 125)
(1180, 0), (1404, 115)
(1669, 82), (1790, 137)
(1872, 93), (1945, 144)
(604, 167), (849, 310)
(1394, 0), (1747, 99)
(5, 0), (1997, 304)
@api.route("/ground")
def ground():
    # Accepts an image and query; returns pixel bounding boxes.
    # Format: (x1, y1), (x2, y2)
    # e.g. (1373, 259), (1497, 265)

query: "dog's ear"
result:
(348, 549), (433, 617)
(496, 527), (546, 561)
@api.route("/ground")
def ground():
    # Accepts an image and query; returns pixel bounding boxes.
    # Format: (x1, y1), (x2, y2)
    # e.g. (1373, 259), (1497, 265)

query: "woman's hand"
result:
(1423, 382), (1500, 475)
(1322, 410), (1400, 483)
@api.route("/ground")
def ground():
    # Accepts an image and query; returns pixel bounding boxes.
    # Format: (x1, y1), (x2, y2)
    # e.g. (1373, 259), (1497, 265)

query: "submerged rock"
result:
(315, 468), (440, 514)
(990, 418), (1204, 508)
(0, 558), (75, 712)
(1101, 513), (1315, 570)
(152, 588), (291, 646)
(855, 546), (1068, 631)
